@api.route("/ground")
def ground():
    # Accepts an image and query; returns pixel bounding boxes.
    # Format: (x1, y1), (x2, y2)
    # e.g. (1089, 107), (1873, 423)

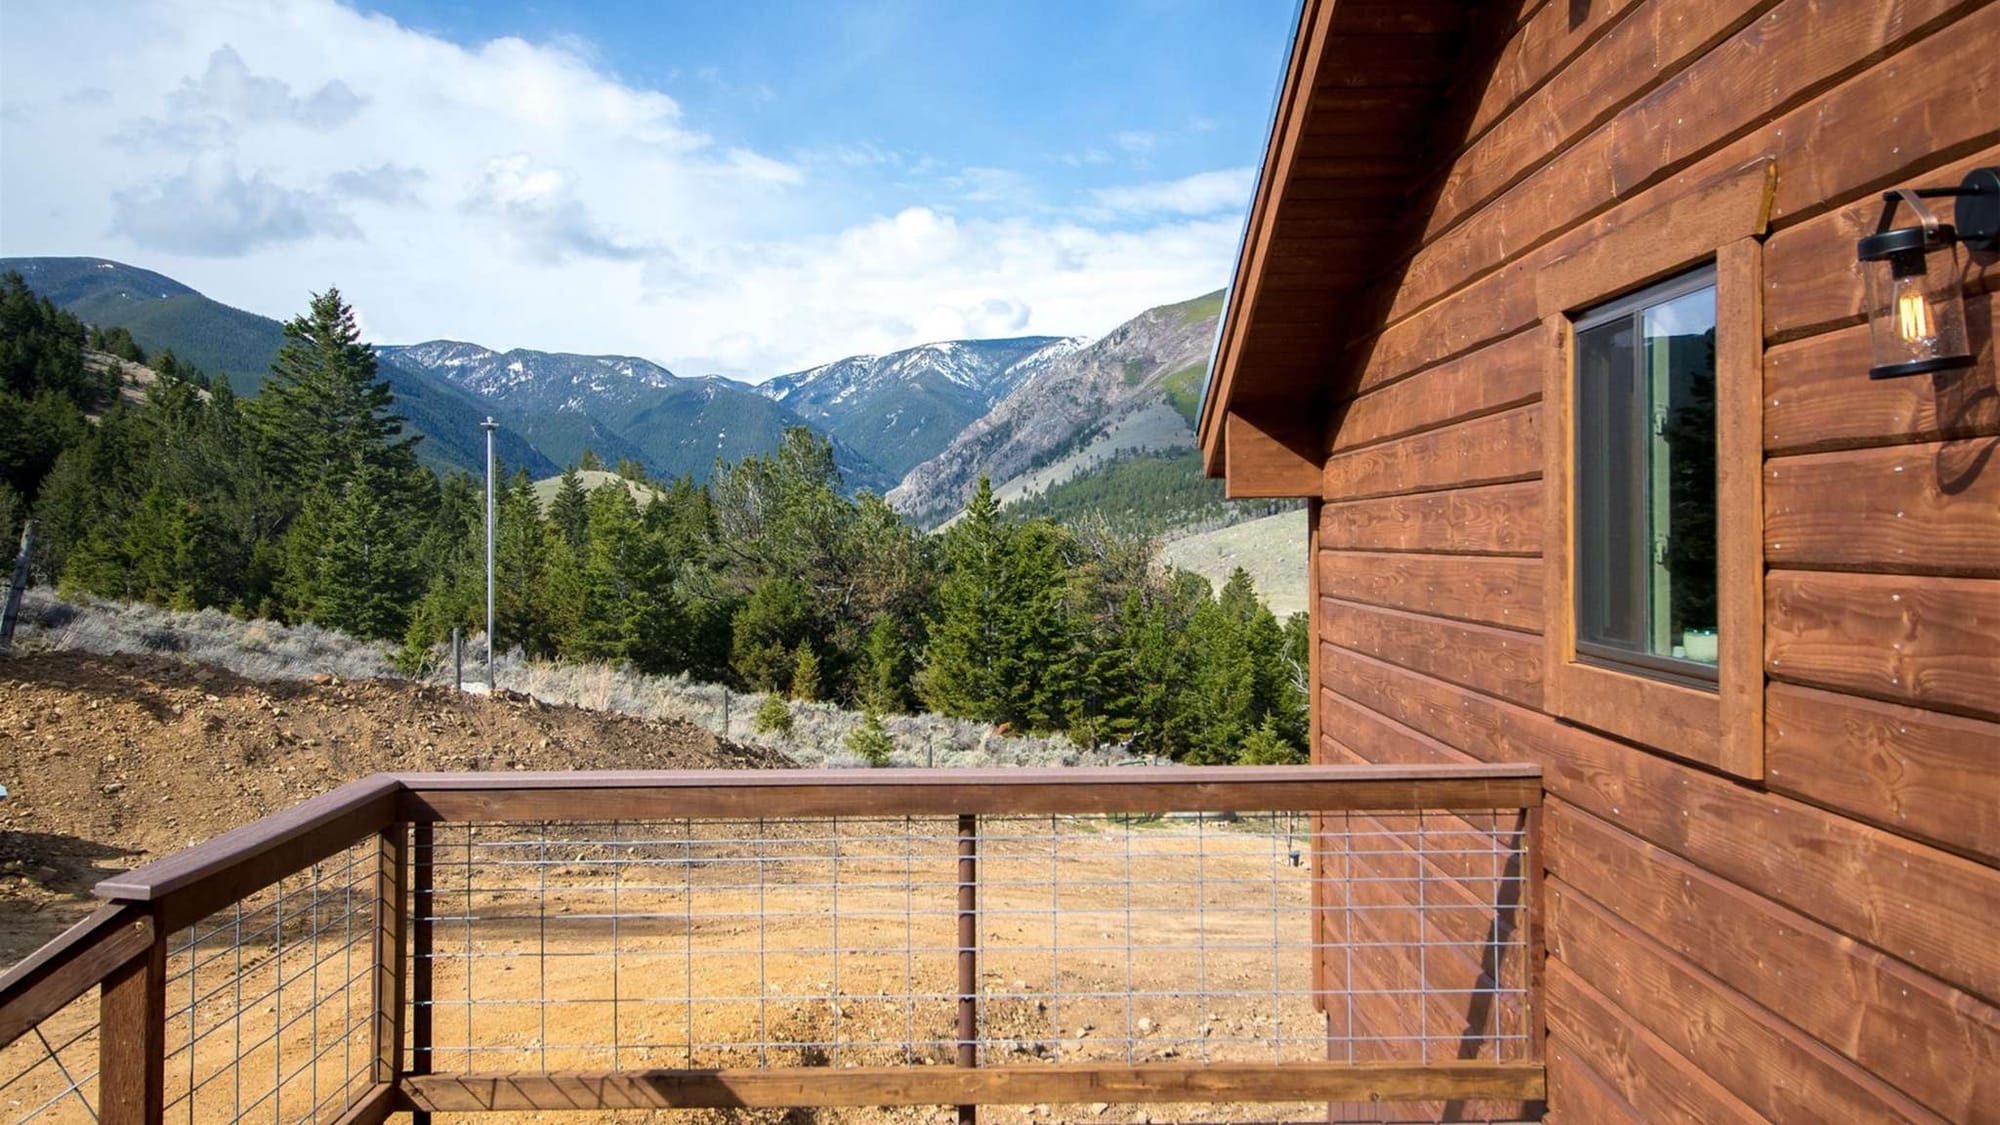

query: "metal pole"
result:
(411, 822), (435, 1125)
(482, 418), (497, 692)
(451, 627), (462, 691)
(0, 519), (31, 652)
(956, 813), (978, 1125)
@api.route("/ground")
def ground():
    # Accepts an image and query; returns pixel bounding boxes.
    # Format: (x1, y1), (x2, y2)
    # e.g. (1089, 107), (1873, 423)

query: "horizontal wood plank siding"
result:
(1764, 683), (2000, 863)
(1319, 645), (2000, 1003)
(1543, 960), (1762, 1125)
(1546, 883), (1947, 1122)
(1273, 3), (2000, 1119)
(1318, 551), (1542, 632)
(1322, 404), (1542, 501)
(1546, 797), (1999, 1120)
(1765, 569), (2000, 721)
(1319, 481), (1544, 555)
(1763, 290), (2000, 457)
(1764, 441), (2000, 577)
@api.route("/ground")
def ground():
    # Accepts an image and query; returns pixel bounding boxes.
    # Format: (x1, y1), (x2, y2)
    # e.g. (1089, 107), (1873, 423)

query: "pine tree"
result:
(790, 644), (823, 702)
(281, 462), (420, 639)
(917, 477), (1006, 719)
(860, 616), (910, 713)
(846, 710), (895, 767)
(730, 576), (814, 691)
(996, 518), (1075, 732)
(247, 287), (416, 497)
(565, 482), (681, 668)
(753, 693), (793, 736)
(549, 466), (590, 548)
(496, 468), (558, 657)
(1184, 574), (1257, 764)
(1237, 716), (1304, 765)
(122, 485), (199, 609)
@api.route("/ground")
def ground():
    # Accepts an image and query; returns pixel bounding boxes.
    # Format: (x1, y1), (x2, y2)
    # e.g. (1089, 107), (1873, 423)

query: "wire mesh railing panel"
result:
(0, 989), (98, 1124)
(420, 817), (964, 1072)
(158, 838), (378, 1125)
(417, 807), (1531, 1077)
(1321, 810), (1531, 1068)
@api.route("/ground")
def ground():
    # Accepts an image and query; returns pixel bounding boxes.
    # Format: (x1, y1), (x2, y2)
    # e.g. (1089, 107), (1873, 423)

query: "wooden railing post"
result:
(98, 910), (165, 1125)
(373, 824), (409, 1087)
(1520, 805), (1546, 1064)
(411, 821), (435, 1124)
(956, 812), (978, 1125)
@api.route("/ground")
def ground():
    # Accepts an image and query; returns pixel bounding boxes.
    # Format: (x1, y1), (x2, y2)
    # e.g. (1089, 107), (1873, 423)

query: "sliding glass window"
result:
(1572, 265), (1719, 687)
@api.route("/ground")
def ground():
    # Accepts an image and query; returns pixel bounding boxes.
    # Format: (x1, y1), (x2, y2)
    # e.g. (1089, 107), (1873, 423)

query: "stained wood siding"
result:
(1303, 2), (2000, 1121)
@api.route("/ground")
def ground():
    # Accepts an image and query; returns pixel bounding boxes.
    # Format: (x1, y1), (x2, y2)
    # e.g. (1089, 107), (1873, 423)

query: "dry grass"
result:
(9, 589), (400, 683)
(8, 591), (1142, 771)
(478, 652), (1144, 770)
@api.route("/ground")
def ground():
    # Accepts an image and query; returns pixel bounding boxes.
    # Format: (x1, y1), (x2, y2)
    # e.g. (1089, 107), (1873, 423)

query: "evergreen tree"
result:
(549, 466), (590, 548)
(122, 485), (201, 609)
(860, 616), (910, 713)
(730, 576), (814, 691)
(917, 478), (1006, 719)
(1238, 716), (1304, 765)
(753, 693), (793, 735)
(280, 461), (420, 639)
(0, 272), (111, 408)
(0, 480), (19, 549)
(846, 710), (895, 767)
(565, 483), (680, 668)
(88, 325), (146, 364)
(791, 644), (823, 702)
(247, 287), (416, 496)
(994, 518), (1076, 731)
(495, 468), (560, 657)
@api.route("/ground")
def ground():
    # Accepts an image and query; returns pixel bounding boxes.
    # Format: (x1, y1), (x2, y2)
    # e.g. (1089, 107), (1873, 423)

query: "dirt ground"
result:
(0, 651), (1337, 1124)
(0, 650), (787, 966)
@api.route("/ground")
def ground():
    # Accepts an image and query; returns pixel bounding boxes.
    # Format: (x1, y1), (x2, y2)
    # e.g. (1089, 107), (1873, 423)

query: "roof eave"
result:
(1198, 0), (1334, 479)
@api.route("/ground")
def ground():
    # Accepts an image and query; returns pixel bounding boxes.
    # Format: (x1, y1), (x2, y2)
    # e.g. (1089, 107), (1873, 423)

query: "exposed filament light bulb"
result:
(1893, 284), (1936, 351)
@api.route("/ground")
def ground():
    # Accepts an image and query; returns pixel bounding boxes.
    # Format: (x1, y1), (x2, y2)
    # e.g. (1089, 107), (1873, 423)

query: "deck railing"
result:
(1, 765), (1544, 1123)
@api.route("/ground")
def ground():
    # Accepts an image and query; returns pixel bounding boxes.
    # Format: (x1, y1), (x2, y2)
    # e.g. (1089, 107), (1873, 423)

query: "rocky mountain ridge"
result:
(887, 291), (1222, 526)
(759, 336), (1084, 477)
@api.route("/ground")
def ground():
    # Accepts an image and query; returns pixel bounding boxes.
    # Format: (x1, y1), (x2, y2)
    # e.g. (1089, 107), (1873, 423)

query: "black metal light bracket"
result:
(1869, 166), (2000, 253)
(1854, 168), (1996, 380)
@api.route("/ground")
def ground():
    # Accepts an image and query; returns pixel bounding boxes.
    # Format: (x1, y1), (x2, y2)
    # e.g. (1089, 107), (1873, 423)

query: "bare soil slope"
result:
(0, 651), (786, 966)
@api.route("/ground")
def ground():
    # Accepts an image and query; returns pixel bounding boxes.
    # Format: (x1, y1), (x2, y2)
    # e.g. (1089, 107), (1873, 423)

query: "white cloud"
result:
(1087, 168), (1257, 219)
(1114, 130), (1158, 155)
(0, 0), (1246, 380)
(328, 163), (426, 204)
(461, 153), (650, 263)
(112, 153), (358, 256)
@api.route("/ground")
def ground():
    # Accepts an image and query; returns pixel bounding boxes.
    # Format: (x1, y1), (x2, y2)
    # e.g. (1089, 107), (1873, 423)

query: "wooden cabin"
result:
(1200, 1), (1998, 1120)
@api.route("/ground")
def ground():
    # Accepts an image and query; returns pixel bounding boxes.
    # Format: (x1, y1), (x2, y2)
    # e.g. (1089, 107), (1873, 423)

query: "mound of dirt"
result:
(0, 650), (790, 965)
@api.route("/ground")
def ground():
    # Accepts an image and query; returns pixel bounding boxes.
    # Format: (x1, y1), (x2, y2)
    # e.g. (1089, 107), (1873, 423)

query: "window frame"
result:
(1570, 263), (1722, 689)
(1540, 236), (1764, 780)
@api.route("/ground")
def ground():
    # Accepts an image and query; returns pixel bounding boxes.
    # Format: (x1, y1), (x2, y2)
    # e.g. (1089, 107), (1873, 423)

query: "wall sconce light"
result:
(1856, 167), (1997, 379)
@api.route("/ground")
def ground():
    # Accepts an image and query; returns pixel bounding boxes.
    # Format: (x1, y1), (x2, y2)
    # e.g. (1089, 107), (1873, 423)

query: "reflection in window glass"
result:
(1574, 269), (1717, 682)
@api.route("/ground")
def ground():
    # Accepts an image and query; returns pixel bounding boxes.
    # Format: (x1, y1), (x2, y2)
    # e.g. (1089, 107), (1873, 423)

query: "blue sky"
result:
(366, 0), (1293, 225)
(0, 0), (1296, 378)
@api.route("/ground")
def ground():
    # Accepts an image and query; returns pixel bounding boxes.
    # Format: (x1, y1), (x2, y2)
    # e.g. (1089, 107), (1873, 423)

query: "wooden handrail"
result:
(0, 903), (151, 1049)
(401, 1061), (1548, 1111)
(397, 764), (1543, 821)
(93, 774), (401, 932)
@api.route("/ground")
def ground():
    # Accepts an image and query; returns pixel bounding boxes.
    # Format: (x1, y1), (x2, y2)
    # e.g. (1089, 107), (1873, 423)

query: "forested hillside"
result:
(1, 274), (1308, 764)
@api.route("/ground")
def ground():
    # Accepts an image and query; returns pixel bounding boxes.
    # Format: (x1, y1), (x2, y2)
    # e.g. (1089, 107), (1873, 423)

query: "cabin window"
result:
(1570, 265), (1718, 688)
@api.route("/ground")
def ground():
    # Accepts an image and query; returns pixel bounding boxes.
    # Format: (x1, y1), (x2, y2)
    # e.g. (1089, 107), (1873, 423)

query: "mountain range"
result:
(759, 336), (1082, 478)
(3, 256), (1236, 537)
